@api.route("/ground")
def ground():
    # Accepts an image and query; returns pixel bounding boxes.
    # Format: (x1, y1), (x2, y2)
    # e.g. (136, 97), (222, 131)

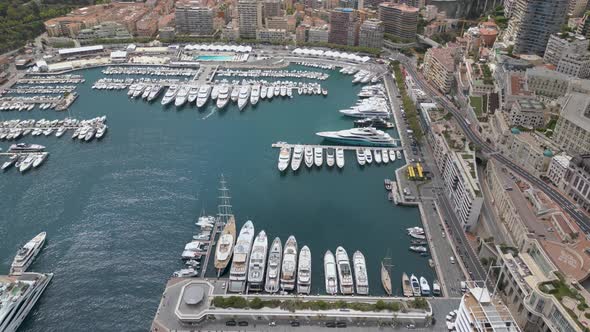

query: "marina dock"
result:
(271, 142), (404, 151)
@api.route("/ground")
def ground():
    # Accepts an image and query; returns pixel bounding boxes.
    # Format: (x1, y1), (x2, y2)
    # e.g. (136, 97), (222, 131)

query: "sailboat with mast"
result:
(381, 252), (393, 296)
(214, 175), (236, 277)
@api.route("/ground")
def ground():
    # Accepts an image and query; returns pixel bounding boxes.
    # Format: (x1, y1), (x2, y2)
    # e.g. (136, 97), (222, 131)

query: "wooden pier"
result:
(271, 142), (404, 151)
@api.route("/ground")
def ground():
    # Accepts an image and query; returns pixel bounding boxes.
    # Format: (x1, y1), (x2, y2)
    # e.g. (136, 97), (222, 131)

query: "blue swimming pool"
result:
(195, 55), (234, 61)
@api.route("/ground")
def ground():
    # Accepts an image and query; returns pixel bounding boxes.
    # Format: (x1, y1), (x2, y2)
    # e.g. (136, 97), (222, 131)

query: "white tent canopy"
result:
(292, 48), (371, 63)
(183, 44), (252, 53)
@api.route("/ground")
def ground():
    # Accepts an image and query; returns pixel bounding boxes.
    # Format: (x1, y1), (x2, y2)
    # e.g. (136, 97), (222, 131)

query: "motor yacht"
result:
(230, 86), (240, 102)
(264, 237), (282, 293)
(314, 147), (323, 167)
(10, 232), (46, 275)
(187, 86), (200, 103)
(304, 146), (313, 168)
(277, 147), (291, 172)
(326, 149), (335, 167)
(161, 85), (178, 105)
(353, 251), (369, 295)
(316, 127), (395, 147)
(364, 149), (373, 164)
(247, 230), (268, 292)
(336, 246), (353, 295)
(420, 277), (430, 296)
(389, 150), (396, 162)
(2, 154), (18, 170)
(250, 84), (260, 106)
(196, 85), (212, 108)
(214, 215), (236, 277)
(216, 85), (231, 109)
(32, 153), (48, 168)
(382, 149), (389, 163)
(228, 221), (255, 293)
(291, 145), (303, 171)
(237, 85), (251, 111)
(324, 250), (338, 295)
(411, 274), (421, 297)
(356, 148), (366, 166)
(297, 246), (311, 294)
(374, 149), (382, 163)
(211, 85), (220, 100)
(174, 86), (190, 107)
(260, 85), (268, 99)
(280, 235), (298, 291)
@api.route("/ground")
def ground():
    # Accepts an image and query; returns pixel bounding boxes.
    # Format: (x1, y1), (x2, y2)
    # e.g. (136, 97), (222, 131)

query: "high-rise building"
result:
(423, 47), (457, 94)
(378, 2), (418, 40)
(238, 0), (262, 39)
(308, 26), (329, 43)
(568, 0), (589, 17)
(175, 0), (214, 36)
(553, 92), (590, 156)
(328, 8), (359, 46)
(504, 0), (569, 55)
(578, 12), (590, 38)
(359, 18), (384, 49)
(543, 34), (590, 78)
(262, 0), (281, 19)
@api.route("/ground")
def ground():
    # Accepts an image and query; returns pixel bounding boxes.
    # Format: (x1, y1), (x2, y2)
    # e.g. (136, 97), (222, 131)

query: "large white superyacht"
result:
(216, 85), (231, 109)
(228, 220), (255, 293)
(160, 85), (178, 105)
(317, 127), (395, 147)
(264, 237), (282, 293)
(10, 232), (46, 275)
(250, 84), (260, 106)
(324, 250), (338, 295)
(214, 215), (236, 277)
(336, 246), (354, 294)
(237, 85), (251, 111)
(147, 85), (163, 102)
(187, 86), (199, 104)
(297, 246), (311, 294)
(247, 230), (268, 292)
(174, 86), (190, 107)
(196, 85), (212, 108)
(291, 145), (303, 171)
(0, 272), (53, 332)
(280, 235), (298, 291)
(353, 251), (369, 295)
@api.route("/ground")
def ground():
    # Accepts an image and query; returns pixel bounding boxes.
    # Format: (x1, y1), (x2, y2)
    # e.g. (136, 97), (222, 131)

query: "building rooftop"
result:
(428, 47), (456, 72)
(378, 2), (419, 12)
(463, 287), (520, 331)
(560, 93), (590, 133)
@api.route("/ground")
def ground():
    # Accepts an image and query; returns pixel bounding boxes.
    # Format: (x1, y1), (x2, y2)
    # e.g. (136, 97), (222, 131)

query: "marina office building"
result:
(431, 124), (483, 232)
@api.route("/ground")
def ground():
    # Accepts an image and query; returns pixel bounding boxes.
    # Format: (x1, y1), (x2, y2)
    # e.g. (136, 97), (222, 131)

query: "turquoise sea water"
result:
(195, 55), (235, 61)
(0, 65), (433, 331)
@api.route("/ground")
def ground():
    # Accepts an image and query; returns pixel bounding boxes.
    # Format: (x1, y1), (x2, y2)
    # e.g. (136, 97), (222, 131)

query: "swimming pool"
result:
(195, 55), (235, 61)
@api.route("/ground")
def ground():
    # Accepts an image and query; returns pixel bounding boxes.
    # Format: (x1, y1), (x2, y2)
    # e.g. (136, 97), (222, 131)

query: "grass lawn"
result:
(470, 96), (483, 116)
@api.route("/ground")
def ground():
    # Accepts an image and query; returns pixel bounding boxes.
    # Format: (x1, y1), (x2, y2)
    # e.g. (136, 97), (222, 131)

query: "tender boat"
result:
(228, 220), (255, 293)
(411, 274), (421, 297)
(314, 147), (323, 167)
(277, 147), (291, 172)
(265, 237), (282, 293)
(297, 245), (312, 294)
(364, 149), (373, 164)
(336, 247), (353, 294)
(324, 250), (338, 295)
(316, 127), (395, 147)
(10, 232), (46, 275)
(335, 148), (345, 168)
(353, 251), (369, 295)
(402, 272), (413, 297)
(196, 85), (212, 108)
(280, 235), (298, 291)
(420, 276), (430, 296)
(326, 149), (335, 167)
(304, 146), (313, 168)
(356, 149), (366, 165)
(214, 215), (236, 276)
(291, 145), (303, 171)
(247, 230), (268, 292)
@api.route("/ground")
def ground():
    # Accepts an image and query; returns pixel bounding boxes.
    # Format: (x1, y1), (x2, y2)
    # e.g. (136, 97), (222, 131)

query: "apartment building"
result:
(175, 1), (214, 36)
(76, 21), (132, 40)
(378, 2), (418, 40)
(266, 17), (288, 30)
(546, 154), (572, 186)
(423, 47), (457, 94)
(454, 285), (519, 332)
(238, 0), (263, 39)
(553, 92), (590, 156)
(328, 8), (359, 46)
(308, 26), (329, 43)
(562, 154), (590, 214)
(504, 0), (569, 55)
(525, 67), (570, 99)
(256, 28), (287, 42)
(358, 18), (384, 49)
(508, 99), (546, 129)
(500, 130), (555, 177)
(544, 33), (590, 78)
(263, 0), (281, 18)
(431, 124), (483, 232)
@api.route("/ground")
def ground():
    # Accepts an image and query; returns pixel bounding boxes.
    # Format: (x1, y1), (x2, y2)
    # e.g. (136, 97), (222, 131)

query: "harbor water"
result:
(0, 65), (434, 331)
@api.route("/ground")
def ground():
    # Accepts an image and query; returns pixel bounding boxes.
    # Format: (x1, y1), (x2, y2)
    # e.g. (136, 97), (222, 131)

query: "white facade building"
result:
(454, 286), (520, 332)
(238, 0), (262, 39)
(546, 154), (572, 186)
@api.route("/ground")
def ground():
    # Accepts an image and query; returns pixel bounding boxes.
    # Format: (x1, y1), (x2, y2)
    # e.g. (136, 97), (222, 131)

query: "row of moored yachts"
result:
(0, 117), (107, 141)
(295, 62), (336, 70)
(6, 85), (77, 94)
(0, 97), (63, 111)
(1, 144), (49, 172)
(17, 75), (84, 84)
(209, 217), (371, 295)
(102, 66), (199, 76)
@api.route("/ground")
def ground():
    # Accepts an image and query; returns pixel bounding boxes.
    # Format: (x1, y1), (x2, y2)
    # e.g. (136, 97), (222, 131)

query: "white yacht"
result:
(336, 148), (345, 168)
(32, 153), (48, 168)
(356, 149), (366, 165)
(291, 145), (303, 171)
(216, 85), (231, 109)
(2, 154), (18, 170)
(187, 86), (200, 103)
(389, 150), (396, 162)
(0, 272), (54, 332)
(247, 230), (268, 292)
(396, 150), (402, 160)
(273, 85), (280, 97)
(147, 85), (163, 102)
(420, 276), (430, 296)
(324, 250), (338, 295)
(314, 147), (323, 167)
(411, 274), (421, 297)
(316, 127), (395, 147)
(132, 84), (144, 98)
(228, 221), (255, 293)
(280, 85), (287, 97)
(175, 86), (190, 107)
(353, 251), (369, 295)
(141, 85), (152, 100)
(237, 85), (251, 111)
(211, 85), (220, 100)
(19, 155), (35, 173)
(382, 149), (389, 163)
(277, 147), (291, 172)
(432, 280), (441, 296)
(196, 85), (212, 108)
(280, 235), (298, 291)
(297, 246), (311, 294)
(364, 149), (373, 164)
(336, 246), (354, 295)
(250, 84), (260, 106)
(374, 149), (382, 163)
(9, 143), (45, 152)
(340, 106), (390, 119)
(96, 125), (107, 139)
(304, 147), (313, 168)
(264, 237), (282, 293)
(230, 86), (240, 102)
(260, 85), (268, 99)
(326, 149), (335, 167)
(161, 85), (178, 106)
(10, 232), (46, 275)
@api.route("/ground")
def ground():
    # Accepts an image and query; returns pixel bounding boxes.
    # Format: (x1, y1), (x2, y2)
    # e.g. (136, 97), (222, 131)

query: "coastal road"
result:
(392, 54), (590, 234)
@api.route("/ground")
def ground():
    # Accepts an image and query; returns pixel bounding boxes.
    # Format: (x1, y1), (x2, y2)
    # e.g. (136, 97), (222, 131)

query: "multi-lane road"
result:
(392, 54), (590, 234)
